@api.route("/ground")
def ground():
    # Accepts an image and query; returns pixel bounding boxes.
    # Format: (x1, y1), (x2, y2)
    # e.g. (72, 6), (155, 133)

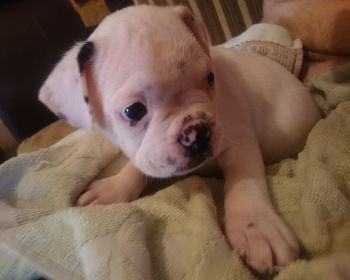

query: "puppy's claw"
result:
(237, 247), (246, 260)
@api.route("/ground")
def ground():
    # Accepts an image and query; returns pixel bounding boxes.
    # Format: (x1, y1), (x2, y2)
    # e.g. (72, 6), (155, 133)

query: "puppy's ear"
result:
(173, 6), (210, 55)
(39, 41), (99, 130)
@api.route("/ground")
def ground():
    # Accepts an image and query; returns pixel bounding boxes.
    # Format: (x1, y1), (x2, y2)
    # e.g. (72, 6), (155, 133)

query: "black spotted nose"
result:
(178, 123), (212, 160)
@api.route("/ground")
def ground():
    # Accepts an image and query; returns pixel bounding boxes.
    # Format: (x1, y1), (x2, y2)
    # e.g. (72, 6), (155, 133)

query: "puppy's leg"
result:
(78, 162), (146, 205)
(219, 136), (299, 274)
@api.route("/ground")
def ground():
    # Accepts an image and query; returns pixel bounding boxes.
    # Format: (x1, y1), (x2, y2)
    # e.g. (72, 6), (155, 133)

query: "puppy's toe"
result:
(78, 190), (99, 206)
(226, 230), (248, 260)
(245, 229), (274, 274)
(77, 179), (106, 205)
(77, 177), (140, 206)
(269, 221), (299, 267)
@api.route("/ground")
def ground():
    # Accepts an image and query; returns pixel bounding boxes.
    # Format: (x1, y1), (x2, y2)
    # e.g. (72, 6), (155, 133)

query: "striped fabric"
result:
(133, 0), (263, 45)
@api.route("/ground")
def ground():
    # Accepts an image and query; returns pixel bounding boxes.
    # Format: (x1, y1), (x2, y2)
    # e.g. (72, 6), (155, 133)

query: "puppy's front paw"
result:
(77, 177), (140, 206)
(225, 206), (299, 274)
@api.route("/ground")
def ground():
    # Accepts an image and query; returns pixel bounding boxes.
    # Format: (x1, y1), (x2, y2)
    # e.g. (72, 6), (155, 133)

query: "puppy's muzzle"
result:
(178, 123), (212, 168)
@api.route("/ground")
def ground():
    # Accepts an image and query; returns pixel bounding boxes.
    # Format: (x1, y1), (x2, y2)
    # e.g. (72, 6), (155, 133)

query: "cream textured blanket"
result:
(1, 64), (350, 280)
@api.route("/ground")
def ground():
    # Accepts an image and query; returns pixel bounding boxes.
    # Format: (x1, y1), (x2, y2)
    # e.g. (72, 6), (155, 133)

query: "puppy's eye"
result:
(122, 102), (147, 122)
(207, 71), (214, 88)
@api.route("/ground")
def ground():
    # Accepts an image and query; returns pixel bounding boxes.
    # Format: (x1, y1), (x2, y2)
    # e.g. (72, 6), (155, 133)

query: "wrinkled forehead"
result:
(140, 37), (206, 80)
(118, 40), (208, 101)
(94, 22), (208, 88)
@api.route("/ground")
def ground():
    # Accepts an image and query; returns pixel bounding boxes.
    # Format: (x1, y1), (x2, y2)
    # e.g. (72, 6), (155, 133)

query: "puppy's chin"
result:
(137, 155), (211, 179)
(172, 158), (210, 177)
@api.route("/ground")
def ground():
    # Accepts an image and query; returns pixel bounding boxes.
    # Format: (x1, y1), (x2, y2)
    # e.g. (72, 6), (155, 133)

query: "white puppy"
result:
(39, 5), (320, 274)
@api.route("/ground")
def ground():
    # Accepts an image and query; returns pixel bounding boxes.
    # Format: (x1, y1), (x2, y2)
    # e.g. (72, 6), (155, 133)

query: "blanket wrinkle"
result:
(0, 61), (350, 279)
(310, 63), (350, 117)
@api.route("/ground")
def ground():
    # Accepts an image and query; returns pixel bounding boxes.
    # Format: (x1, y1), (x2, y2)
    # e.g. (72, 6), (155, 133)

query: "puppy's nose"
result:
(178, 123), (212, 158)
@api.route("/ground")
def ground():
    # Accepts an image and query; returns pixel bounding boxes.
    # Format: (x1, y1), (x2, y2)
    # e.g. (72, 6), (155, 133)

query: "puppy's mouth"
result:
(174, 142), (213, 176)
(174, 155), (211, 176)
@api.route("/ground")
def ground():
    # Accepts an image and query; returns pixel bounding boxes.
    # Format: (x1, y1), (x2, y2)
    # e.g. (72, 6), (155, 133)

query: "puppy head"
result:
(39, 5), (221, 178)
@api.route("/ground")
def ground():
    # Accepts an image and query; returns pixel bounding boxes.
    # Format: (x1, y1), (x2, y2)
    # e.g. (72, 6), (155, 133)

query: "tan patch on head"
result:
(84, 61), (106, 128)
